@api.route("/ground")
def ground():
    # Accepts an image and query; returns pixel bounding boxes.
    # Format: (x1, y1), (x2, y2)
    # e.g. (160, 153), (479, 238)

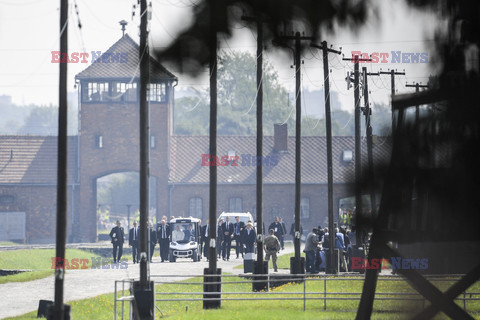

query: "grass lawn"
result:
(0, 248), (104, 284)
(0, 241), (18, 246)
(7, 272), (480, 320)
(234, 250), (295, 270)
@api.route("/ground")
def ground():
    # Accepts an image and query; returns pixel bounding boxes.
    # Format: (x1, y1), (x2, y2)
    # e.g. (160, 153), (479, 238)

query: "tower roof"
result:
(75, 34), (176, 81)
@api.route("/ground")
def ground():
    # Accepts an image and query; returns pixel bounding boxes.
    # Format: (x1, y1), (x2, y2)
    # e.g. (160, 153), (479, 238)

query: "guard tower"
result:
(75, 33), (177, 242)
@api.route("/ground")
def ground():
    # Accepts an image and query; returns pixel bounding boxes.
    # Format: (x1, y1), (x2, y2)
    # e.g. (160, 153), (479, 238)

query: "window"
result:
(110, 81), (137, 102)
(95, 135), (103, 148)
(148, 83), (167, 102)
(82, 82), (109, 102)
(229, 197), (242, 212)
(0, 195), (14, 205)
(189, 197), (202, 218)
(301, 197), (310, 219)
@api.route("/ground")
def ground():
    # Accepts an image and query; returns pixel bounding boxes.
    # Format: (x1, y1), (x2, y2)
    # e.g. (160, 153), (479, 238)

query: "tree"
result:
(174, 51), (294, 135)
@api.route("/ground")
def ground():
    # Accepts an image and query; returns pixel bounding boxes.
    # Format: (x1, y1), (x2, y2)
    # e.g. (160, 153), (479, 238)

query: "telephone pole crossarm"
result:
(310, 42), (341, 55)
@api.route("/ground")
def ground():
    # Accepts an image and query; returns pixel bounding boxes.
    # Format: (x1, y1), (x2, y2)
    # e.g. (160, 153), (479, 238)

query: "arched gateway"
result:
(75, 34), (176, 242)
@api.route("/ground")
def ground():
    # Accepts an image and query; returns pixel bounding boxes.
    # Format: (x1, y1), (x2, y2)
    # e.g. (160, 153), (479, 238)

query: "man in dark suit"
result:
(129, 221), (139, 263)
(268, 217), (284, 248)
(217, 219), (224, 259)
(279, 217), (287, 250)
(148, 222), (157, 262)
(157, 219), (170, 262)
(233, 216), (245, 258)
(200, 219), (210, 260)
(242, 222), (256, 254)
(221, 216), (234, 261)
(109, 220), (125, 263)
(290, 220), (303, 240)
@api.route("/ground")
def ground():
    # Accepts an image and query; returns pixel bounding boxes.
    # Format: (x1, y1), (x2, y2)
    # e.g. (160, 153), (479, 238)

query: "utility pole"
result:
(344, 55), (371, 247)
(204, 0), (221, 309)
(406, 82), (429, 166)
(241, 12), (268, 290)
(132, 0), (154, 318)
(379, 69), (405, 133)
(50, 0), (69, 318)
(362, 68), (379, 220)
(275, 32), (314, 275)
(311, 41), (341, 274)
(139, 0), (150, 289)
(406, 82), (429, 125)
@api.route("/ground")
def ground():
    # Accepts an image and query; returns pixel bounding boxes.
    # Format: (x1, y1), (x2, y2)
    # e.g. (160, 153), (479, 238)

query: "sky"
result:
(0, 0), (439, 117)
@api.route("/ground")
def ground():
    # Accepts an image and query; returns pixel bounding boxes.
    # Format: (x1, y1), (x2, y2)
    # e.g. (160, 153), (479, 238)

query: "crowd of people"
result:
(108, 214), (359, 275)
(108, 215), (296, 271)
(303, 226), (355, 274)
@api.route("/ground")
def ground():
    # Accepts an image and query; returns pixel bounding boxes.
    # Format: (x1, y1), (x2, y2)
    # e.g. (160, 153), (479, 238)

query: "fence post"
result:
(121, 280), (125, 320)
(114, 281), (117, 320)
(303, 278), (306, 311)
(324, 276), (327, 310)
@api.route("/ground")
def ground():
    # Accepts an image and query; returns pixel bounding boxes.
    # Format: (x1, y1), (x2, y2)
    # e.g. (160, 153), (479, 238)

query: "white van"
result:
(216, 212), (254, 227)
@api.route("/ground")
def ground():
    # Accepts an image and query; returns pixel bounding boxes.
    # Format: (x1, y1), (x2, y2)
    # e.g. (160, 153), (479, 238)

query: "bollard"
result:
(252, 260), (269, 292)
(132, 281), (155, 320)
(203, 268), (222, 309)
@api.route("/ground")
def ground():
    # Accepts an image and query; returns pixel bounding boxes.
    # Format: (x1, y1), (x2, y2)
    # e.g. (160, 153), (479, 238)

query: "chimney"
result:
(274, 123), (288, 152)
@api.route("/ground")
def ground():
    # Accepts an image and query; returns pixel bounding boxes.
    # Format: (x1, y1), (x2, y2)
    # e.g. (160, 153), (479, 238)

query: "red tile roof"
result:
(75, 34), (176, 81)
(0, 136), (78, 184)
(169, 135), (392, 184)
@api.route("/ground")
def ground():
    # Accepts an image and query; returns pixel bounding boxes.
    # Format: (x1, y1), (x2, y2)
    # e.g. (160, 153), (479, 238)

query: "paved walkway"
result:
(0, 245), (295, 319)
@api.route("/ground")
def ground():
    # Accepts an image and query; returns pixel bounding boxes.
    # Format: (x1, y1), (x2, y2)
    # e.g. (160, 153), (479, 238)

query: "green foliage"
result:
(174, 51), (293, 136)
(97, 172), (157, 216)
(174, 51), (393, 137)
(371, 103), (392, 136)
(10, 273), (480, 319)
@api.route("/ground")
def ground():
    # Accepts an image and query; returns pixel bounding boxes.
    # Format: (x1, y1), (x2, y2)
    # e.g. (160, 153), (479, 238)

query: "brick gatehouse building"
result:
(0, 34), (390, 243)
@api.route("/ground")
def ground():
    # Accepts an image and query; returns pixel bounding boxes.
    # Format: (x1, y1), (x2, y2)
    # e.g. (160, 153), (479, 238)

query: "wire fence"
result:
(114, 273), (480, 319)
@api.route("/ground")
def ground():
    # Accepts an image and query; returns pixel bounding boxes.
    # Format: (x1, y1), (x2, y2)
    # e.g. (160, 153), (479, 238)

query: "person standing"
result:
(305, 228), (320, 273)
(157, 219), (170, 262)
(290, 217), (303, 241)
(279, 217), (287, 250)
(201, 219), (210, 260)
(217, 219), (224, 259)
(221, 216), (234, 261)
(264, 229), (281, 272)
(129, 221), (139, 264)
(268, 217), (284, 249)
(242, 222), (256, 254)
(109, 220), (125, 263)
(233, 216), (245, 258)
(184, 223), (196, 241)
(148, 222), (157, 262)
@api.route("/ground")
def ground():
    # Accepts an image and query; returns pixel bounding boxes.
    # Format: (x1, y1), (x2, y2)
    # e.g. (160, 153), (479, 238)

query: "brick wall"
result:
(0, 185), (77, 243)
(78, 100), (170, 242)
(170, 183), (355, 236)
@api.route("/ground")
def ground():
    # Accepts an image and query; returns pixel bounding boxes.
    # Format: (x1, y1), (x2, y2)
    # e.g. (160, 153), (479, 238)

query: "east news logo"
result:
(51, 257), (128, 269)
(351, 257), (428, 270)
